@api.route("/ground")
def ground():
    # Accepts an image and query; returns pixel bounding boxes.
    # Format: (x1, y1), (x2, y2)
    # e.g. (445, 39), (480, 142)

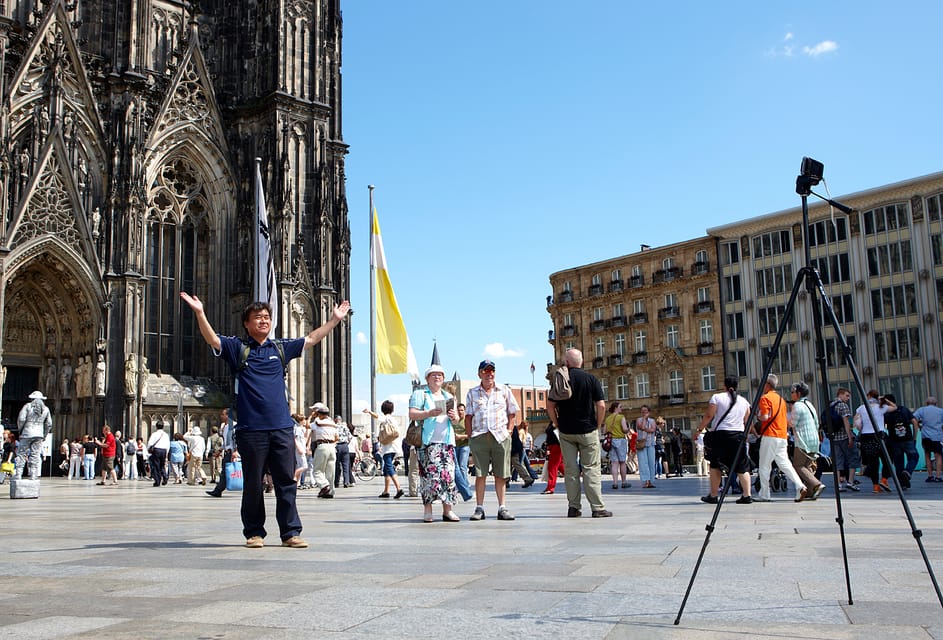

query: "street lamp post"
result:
(170, 383), (206, 433)
(530, 362), (536, 416)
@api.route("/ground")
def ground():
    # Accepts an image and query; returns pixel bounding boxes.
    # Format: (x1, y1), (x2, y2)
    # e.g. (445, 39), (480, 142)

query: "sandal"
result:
(442, 512), (460, 522)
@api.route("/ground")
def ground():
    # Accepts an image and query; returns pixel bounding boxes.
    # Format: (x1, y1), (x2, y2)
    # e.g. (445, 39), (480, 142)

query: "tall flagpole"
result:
(368, 185), (377, 438)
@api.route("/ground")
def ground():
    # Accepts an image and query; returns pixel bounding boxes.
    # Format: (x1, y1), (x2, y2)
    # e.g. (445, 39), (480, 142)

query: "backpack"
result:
(377, 417), (399, 445)
(822, 400), (844, 433)
(548, 365), (572, 401)
(125, 440), (137, 456)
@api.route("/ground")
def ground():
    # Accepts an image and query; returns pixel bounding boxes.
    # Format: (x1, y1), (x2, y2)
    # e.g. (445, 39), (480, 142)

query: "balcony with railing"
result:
(657, 306), (681, 320)
(592, 356), (605, 369)
(628, 274), (644, 288)
(659, 393), (686, 405)
(548, 330), (556, 343)
(631, 351), (648, 365)
(588, 284), (603, 297)
(590, 319), (607, 332)
(630, 312), (649, 325)
(558, 291), (574, 303)
(693, 300), (714, 314)
(652, 267), (683, 284)
(697, 342), (714, 355)
(608, 354), (624, 366)
(691, 260), (710, 275)
(610, 315), (627, 328)
(562, 324), (578, 337)
(608, 280), (623, 293)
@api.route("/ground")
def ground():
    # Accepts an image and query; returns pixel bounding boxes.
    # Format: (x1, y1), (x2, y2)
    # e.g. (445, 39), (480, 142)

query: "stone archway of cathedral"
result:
(2, 250), (103, 441)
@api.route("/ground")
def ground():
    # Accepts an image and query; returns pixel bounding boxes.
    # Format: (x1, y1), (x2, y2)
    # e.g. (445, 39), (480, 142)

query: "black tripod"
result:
(674, 158), (943, 624)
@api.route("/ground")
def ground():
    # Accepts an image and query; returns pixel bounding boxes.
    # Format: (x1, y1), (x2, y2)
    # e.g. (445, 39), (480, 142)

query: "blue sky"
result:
(340, 1), (943, 415)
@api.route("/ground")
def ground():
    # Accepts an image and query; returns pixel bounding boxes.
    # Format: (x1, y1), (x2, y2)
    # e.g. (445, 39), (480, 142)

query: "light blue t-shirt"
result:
(914, 405), (943, 441)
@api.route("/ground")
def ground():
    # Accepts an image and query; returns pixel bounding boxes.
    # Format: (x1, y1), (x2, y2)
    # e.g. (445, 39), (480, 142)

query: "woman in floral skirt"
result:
(409, 364), (459, 522)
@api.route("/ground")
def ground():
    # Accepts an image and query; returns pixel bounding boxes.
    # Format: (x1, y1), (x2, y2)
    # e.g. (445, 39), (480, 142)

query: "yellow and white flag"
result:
(371, 209), (419, 381)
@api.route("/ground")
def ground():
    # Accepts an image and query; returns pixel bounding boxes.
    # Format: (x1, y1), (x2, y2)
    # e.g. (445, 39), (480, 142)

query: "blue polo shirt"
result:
(216, 335), (305, 431)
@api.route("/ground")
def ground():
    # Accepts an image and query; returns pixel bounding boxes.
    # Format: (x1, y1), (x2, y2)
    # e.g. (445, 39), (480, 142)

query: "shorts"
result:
(831, 438), (856, 471)
(609, 437), (628, 462)
(469, 432), (511, 478)
(706, 430), (750, 474)
(922, 438), (943, 455)
(102, 457), (115, 472)
(382, 452), (397, 477)
(295, 452), (306, 471)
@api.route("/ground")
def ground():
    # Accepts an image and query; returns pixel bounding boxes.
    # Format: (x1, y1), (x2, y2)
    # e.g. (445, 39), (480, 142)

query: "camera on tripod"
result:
(795, 157), (824, 196)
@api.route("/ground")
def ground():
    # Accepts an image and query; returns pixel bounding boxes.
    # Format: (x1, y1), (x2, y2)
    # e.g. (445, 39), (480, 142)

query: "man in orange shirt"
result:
(755, 373), (805, 503)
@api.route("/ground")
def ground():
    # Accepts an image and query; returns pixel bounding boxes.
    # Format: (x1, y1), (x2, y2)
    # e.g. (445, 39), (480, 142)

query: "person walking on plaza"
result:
(914, 396), (943, 482)
(755, 374), (805, 502)
(466, 359), (520, 521)
(181, 291), (350, 548)
(635, 405), (657, 489)
(545, 348), (612, 518)
(333, 414), (354, 489)
(206, 409), (237, 497)
(882, 393), (919, 489)
(541, 423), (563, 495)
(184, 425), (207, 485)
(604, 401), (631, 489)
(826, 388), (859, 492)
(94, 424), (119, 486)
(695, 375), (753, 504)
(855, 389), (896, 493)
(410, 364), (460, 522)
(365, 401), (405, 499)
(452, 403), (473, 502)
(82, 433), (98, 481)
(788, 382), (826, 501)
(309, 403), (338, 498)
(207, 425), (224, 484)
(14, 390), (51, 480)
(68, 437), (83, 480)
(147, 422), (170, 486)
(168, 433), (188, 483)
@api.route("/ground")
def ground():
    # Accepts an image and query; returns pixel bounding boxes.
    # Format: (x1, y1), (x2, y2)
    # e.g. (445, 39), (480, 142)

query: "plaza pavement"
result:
(2, 470), (943, 639)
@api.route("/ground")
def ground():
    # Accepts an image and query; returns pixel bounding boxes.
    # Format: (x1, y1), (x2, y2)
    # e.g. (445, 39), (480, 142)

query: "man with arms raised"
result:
(545, 349), (612, 518)
(181, 292), (349, 548)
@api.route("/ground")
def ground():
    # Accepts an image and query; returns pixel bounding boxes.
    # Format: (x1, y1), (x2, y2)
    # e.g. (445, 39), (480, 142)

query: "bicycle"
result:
(354, 453), (379, 482)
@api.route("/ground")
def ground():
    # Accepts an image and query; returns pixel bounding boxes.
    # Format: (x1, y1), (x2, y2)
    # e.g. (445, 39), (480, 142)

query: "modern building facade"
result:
(0, 0), (350, 441)
(710, 170), (943, 410)
(547, 237), (724, 433)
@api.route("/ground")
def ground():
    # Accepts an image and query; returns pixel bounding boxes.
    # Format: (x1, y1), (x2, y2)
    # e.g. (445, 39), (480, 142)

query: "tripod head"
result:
(795, 157), (824, 196)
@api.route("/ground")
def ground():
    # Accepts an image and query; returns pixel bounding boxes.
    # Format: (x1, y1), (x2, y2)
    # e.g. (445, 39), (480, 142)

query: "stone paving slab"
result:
(2, 473), (943, 638)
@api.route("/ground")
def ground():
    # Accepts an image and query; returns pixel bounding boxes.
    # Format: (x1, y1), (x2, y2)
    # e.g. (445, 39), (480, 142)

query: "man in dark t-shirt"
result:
(545, 348), (611, 518)
(882, 393), (918, 489)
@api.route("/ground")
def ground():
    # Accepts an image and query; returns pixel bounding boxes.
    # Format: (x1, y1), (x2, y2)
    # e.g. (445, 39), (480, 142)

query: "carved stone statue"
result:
(44, 359), (57, 399)
(74, 356), (86, 399)
(59, 357), (73, 400)
(90, 207), (101, 239)
(139, 356), (150, 401)
(124, 353), (137, 396)
(95, 353), (106, 397)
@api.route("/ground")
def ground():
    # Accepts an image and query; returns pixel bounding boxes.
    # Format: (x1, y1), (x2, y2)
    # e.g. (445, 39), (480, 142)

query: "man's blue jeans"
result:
(235, 428), (301, 541)
(887, 439), (919, 484)
(453, 445), (473, 501)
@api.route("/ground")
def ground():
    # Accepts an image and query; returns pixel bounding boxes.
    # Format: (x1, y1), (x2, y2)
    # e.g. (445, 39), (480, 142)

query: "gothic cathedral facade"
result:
(0, 0), (350, 441)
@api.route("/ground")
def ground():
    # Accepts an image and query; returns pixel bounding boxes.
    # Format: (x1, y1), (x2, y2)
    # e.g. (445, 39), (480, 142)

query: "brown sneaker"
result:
(281, 536), (309, 549)
(245, 536), (264, 548)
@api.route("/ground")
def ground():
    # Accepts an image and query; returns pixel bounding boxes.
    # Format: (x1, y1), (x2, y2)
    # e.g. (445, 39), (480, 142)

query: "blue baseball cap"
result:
(478, 360), (496, 371)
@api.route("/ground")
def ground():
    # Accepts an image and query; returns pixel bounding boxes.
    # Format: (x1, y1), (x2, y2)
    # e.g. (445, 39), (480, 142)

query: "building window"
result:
(928, 193), (943, 222)
(701, 365), (716, 391)
(728, 350), (748, 378)
(875, 328), (921, 362)
(615, 375), (629, 400)
(695, 249), (708, 264)
(615, 332), (626, 356)
(611, 268), (622, 282)
(564, 312), (573, 326)
(595, 337), (606, 358)
(824, 336), (857, 367)
(613, 303), (624, 317)
(932, 234), (943, 266)
(662, 257), (675, 270)
(634, 330), (647, 352)
(697, 286), (711, 303)
(593, 306), (604, 321)
(808, 217), (848, 246)
(668, 370), (683, 395)
(755, 264), (793, 296)
(752, 230), (791, 259)
(823, 294), (854, 325)
(863, 203), (909, 235)
(633, 299), (645, 315)
(877, 375), (927, 411)
(635, 373), (650, 398)
(699, 319), (713, 344)
(664, 293), (678, 309)
(726, 312), (744, 340)
(563, 280), (571, 292)
(758, 305), (789, 335)
(722, 241), (740, 265)
(811, 253), (851, 284)
(871, 284), (917, 319)
(867, 240), (914, 277)
(724, 274), (742, 301)
(631, 265), (642, 278)
(600, 378), (608, 400)
(591, 274), (601, 286)
(666, 324), (680, 348)
(766, 342), (799, 372)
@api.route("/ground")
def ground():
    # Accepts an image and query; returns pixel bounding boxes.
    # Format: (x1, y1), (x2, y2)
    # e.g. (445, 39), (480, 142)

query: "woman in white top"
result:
(695, 375), (753, 504)
(409, 364), (459, 522)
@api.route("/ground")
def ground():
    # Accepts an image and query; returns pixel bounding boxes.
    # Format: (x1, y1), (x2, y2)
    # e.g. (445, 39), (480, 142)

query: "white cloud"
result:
(355, 331), (367, 344)
(483, 342), (524, 359)
(783, 32), (794, 42)
(803, 40), (838, 57)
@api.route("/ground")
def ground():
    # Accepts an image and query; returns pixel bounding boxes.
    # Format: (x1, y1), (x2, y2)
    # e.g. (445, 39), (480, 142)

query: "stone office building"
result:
(547, 237), (724, 434)
(709, 171), (943, 409)
(0, 0), (350, 440)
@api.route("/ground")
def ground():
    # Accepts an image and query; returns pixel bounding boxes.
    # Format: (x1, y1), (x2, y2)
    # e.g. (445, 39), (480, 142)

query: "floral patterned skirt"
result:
(418, 443), (457, 505)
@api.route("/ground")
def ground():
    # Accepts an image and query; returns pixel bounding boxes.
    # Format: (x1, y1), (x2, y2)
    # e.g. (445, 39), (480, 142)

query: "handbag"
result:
(1, 461), (14, 474)
(405, 421), (423, 448)
(602, 433), (613, 452)
(225, 459), (244, 491)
